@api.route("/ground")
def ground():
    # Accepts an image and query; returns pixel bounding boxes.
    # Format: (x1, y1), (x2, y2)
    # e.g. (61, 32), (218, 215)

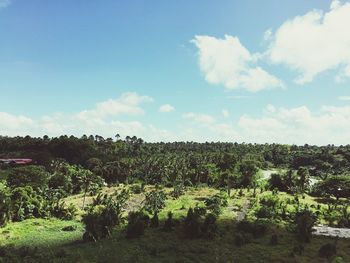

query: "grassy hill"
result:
(0, 186), (349, 263)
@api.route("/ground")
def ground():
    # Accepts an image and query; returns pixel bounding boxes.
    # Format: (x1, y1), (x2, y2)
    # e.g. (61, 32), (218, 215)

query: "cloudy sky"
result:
(1, 0), (350, 145)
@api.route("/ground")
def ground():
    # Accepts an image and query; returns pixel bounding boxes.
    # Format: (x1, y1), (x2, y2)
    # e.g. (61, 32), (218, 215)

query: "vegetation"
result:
(0, 135), (349, 262)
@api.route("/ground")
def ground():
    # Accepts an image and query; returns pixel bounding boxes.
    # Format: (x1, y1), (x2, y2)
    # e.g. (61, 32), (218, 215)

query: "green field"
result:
(1, 186), (349, 263)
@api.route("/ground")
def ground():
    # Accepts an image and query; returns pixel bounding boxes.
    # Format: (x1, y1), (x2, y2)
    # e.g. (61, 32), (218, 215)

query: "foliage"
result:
(236, 220), (268, 238)
(7, 166), (49, 191)
(144, 189), (166, 216)
(82, 189), (129, 241)
(10, 186), (50, 221)
(183, 208), (202, 238)
(314, 175), (350, 200)
(294, 210), (316, 243)
(50, 202), (77, 220)
(318, 243), (337, 259)
(171, 183), (185, 199)
(150, 212), (159, 228)
(204, 192), (228, 216)
(201, 213), (217, 238)
(126, 211), (149, 238)
(163, 211), (174, 232)
(129, 183), (142, 194)
(0, 182), (11, 226)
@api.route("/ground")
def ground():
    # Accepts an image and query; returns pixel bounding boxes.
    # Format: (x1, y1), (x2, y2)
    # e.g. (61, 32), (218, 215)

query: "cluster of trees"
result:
(0, 163), (105, 227)
(1, 135), (349, 185)
(1, 134), (349, 229)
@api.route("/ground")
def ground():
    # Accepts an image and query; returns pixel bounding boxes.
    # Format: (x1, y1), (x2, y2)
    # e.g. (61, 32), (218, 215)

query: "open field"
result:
(1, 185), (349, 263)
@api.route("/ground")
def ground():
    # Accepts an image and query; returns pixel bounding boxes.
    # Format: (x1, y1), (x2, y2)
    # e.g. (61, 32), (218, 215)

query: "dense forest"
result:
(0, 135), (350, 262)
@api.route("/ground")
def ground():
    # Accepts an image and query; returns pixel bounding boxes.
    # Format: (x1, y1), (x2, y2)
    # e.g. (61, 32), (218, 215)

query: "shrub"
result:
(294, 210), (316, 242)
(183, 208), (201, 238)
(51, 202), (77, 220)
(270, 234), (278, 245)
(62, 225), (77, 232)
(234, 233), (248, 247)
(144, 189), (166, 216)
(202, 213), (217, 239)
(150, 212), (159, 228)
(171, 183), (185, 199)
(7, 166), (50, 191)
(318, 243), (337, 259)
(255, 206), (274, 219)
(0, 182), (11, 226)
(11, 186), (49, 221)
(163, 212), (174, 232)
(82, 205), (110, 241)
(48, 171), (73, 195)
(82, 189), (129, 241)
(236, 220), (268, 238)
(292, 244), (304, 255)
(126, 211), (149, 238)
(130, 184), (142, 194)
(204, 193), (228, 216)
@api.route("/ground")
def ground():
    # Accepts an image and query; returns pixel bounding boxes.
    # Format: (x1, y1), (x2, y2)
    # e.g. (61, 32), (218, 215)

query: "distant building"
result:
(0, 159), (32, 165)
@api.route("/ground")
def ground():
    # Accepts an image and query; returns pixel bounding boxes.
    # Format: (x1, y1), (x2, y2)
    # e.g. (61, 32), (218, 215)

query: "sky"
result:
(0, 0), (350, 145)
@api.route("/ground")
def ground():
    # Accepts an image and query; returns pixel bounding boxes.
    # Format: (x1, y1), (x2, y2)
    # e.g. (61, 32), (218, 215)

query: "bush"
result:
(294, 210), (316, 242)
(204, 193), (228, 216)
(270, 234), (278, 245)
(144, 189), (166, 216)
(130, 184), (142, 194)
(51, 202), (77, 220)
(11, 186), (50, 221)
(126, 211), (149, 238)
(82, 206), (110, 241)
(62, 225), (77, 232)
(150, 212), (159, 228)
(202, 213), (217, 238)
(318, 243), (337, 259)
(49, 171), (73, 195)
(0, 182), (11, 226)
(255, 206), (274, 219)
(183, 208), (201, 238)
(82, 190), (129, 241)
(7, 166), (50, 190)
(234, 233), (249, 247)
(163, 212), (174, 232)
(171, 183), (185, 199)
(236, 220), (268, 238)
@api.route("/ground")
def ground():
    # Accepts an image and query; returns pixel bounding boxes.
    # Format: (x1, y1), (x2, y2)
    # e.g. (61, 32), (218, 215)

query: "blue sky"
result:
(1, 0), (350, 145)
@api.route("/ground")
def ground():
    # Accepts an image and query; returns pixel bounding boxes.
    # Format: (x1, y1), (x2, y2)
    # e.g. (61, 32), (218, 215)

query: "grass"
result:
(0, 218), (83, 248)
(0, 170), (9, 181)
(0, 217), (349, 263)
(1, 185), (350, 262)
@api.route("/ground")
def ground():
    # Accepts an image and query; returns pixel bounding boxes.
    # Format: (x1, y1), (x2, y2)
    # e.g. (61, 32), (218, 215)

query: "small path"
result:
(313, 226), (350, 238)
(236, 199), (250, 222)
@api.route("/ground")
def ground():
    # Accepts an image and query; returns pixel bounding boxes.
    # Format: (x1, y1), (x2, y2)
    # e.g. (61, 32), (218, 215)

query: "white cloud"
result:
(159, 104), (175, 113)
(222, 109), (230, 118)
(2, 92), (350, 145)
(267, 1), (350, 84)
(0, 92), (172, 141)
(338, 96), (350, 101)
(179, 104), (350, 145)
(0, 112), (33, 134)
(0, 0), (11, 9)
(266, 104), (276, 113)
(263, 29), (273, 41)
(192, 35), (283, 92)
(226, 95), (249, 100)
(237, 104), (350, 145)
(76, 92), (153, 121)
(183, 112), (216, 125)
